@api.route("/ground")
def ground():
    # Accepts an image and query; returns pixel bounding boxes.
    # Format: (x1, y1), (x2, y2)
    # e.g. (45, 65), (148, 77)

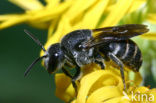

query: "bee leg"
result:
(72, 66), (81, 95)
(95, 60), (105, 69)
(107, 52), (126, 90)
(62, 67), (72, 78)
(94, 52), (105, 69)
(62, 65), (81, 95)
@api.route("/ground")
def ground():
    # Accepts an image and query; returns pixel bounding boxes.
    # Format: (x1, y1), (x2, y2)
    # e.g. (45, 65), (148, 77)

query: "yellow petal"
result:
(89, 70), (124, 92)
(141, 33), (156, 40)
(9, 0), (44, 10)
(134, 86), (149, 93)
(45, 0), (60, 9)
(127, 0), (146, 13)
(128, 71), (143, 87)
(86, 86), (123, 103)
(76, 70), (124, 103)
(103, 96), (130, 103)
(28, 0), (73, 22)
(65, 0), (97, 20)
(71, 100), (76, 103)
(0, 14), (29, 30)
(0, 14), (20, 21)
(47, 20), (58, 39)
(119, 97), (131, 103)
(133, 72), (142, 86)
(55, 73), (75, 102)
(28, 22), (50, 29)
(147, 13), (156, 24)
(80, 0), (109, 29)
(100, 0), (134, 27)
(106, 0), (146, 14)
(55, 73), (71, 92)
(50, 16), (71, 43)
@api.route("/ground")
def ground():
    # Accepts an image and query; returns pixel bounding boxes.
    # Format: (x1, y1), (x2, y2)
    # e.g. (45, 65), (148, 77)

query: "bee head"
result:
(24, 29), (64, 76)
(44, 43), (65, 74)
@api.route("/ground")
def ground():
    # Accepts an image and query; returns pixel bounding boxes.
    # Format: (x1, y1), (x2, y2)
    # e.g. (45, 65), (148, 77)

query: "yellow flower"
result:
(0, 0), (73, 29)
(1, 0), (156, 103)
(55, 66), (156, 103)
(38, 0), (156, 56)
(0, 0), (156, 49)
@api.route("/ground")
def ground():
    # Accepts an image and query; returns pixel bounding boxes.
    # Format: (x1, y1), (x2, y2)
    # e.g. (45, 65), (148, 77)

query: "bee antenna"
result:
(24, 29), (46, 52)
(24, 55), (47, 77)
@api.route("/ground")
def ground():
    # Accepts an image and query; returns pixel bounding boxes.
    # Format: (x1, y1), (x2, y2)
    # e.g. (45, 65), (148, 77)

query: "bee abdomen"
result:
(108, 40), (142, 72)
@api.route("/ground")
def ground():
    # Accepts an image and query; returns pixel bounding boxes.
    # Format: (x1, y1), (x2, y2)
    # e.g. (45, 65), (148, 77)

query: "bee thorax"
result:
(74, 48), (94, 67)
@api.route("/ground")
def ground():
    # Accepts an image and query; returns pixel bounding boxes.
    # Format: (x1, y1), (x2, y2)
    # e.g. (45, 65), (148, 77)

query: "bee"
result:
(24, 24), (149, 92)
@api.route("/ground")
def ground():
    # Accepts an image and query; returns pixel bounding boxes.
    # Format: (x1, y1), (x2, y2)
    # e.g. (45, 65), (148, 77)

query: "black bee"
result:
(24, 24), (149, 92)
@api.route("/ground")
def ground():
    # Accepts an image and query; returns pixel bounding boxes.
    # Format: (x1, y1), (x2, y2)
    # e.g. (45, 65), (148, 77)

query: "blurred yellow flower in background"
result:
(1, 0), (156, 103)
(0, 0), (156, 51)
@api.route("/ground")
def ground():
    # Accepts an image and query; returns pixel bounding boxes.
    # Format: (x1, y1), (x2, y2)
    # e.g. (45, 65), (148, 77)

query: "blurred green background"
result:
(0, 0), (62, 103)
(0, 0), (156, 103)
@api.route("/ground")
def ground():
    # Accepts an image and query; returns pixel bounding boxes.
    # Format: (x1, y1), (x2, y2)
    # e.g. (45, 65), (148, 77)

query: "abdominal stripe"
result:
(121, 41), (129, 59)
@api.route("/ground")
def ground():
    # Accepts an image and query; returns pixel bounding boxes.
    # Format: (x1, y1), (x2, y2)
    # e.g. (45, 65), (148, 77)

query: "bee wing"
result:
(82, 24), (149, 49)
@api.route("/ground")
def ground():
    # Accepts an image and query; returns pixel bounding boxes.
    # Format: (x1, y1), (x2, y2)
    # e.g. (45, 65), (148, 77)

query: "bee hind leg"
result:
(107, 52), (126, 90)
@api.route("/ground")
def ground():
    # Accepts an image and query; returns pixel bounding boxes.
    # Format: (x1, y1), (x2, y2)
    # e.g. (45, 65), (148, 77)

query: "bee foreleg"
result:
(62, 67), (72, 78)
(94, 60), (105, 69)
(72, 66), (82, 95)
(107, 52), (126, 90)
(94, 52), (105, 69)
